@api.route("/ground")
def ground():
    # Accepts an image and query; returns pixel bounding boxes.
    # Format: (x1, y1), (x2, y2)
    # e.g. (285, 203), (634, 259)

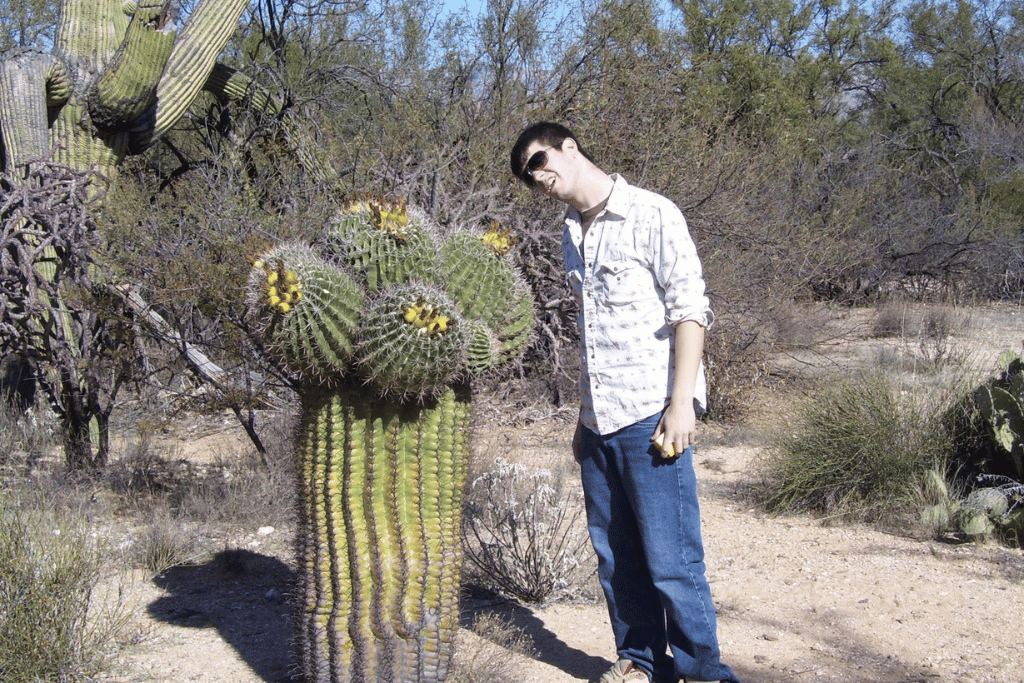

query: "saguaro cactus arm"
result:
(129, 0), (252, 152)
(201, 63), (336, 183)
(89, 0), (178, 131)
(0, 49), (70, 172)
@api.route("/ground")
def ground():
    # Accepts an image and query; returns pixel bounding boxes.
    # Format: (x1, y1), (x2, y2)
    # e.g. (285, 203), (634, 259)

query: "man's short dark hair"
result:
(510, 122), (594, 187)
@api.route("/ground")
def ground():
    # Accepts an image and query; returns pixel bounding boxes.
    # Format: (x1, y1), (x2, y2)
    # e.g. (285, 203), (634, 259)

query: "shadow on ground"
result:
(148, 548), (298, 683)
(461, 584), (610, 681)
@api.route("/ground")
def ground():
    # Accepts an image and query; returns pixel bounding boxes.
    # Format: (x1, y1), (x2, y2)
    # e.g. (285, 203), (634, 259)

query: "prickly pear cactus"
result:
(246, 199), (533, 683)
(954, 475), (1024, 546)
(972, 351), (1024, 481)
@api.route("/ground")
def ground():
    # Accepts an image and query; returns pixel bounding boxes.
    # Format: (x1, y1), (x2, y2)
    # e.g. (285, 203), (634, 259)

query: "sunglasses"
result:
(523, 146), (555, 184)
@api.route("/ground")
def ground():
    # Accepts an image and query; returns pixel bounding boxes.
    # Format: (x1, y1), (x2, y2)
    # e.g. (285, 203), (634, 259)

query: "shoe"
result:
(595, 658), (651, 683)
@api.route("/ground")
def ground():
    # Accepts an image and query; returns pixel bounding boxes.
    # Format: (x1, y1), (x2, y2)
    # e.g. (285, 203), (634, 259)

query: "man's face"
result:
(523, 139), (577, 200)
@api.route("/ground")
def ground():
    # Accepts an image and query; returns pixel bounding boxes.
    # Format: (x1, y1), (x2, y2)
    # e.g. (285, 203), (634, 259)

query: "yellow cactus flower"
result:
(401, 299), (451, 336)
(369, 199), (409, 240)
(260, 259), (305, 314)
(481, 221), (518, 256)
(426, 317), (450, 335)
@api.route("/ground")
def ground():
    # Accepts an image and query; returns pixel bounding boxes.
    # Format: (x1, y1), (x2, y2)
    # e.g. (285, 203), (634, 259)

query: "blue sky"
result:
(439, 0), (488, 18)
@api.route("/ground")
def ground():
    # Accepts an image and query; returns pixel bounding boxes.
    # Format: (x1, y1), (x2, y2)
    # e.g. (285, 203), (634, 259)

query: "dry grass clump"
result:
(449, 612), (534, 683)
(761, 369), (956, 523)
(871, 301), (970, 339)
(0, 401), (57, 475)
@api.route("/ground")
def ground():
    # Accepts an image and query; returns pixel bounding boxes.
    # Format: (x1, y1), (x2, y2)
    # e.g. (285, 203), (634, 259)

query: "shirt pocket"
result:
(595, 260), (649, 306)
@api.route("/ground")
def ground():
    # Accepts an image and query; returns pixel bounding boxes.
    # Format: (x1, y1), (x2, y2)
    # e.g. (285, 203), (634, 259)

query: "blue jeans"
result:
(579, 411), (740, 683)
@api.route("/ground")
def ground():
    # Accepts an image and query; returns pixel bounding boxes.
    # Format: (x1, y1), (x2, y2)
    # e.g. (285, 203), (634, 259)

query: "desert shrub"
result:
(872, 303), (973, 376)
(134, 507), (202, 575)
(106, 412), (296, 524)
(0, 497), (126, 682)
(703, 319), (771, 423)
(871, 301), (913, 338)
(462, 458), (595, 604)
(104, 430), (172, 503)
(763, 370), (953, 521)
(915, 305), (971, 370)
(172, 427), (296, 530)
(103, 413), (296, 573)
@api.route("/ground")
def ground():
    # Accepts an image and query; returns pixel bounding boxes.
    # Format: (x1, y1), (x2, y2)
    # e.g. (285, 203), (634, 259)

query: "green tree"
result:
(0, 0), (55, 51)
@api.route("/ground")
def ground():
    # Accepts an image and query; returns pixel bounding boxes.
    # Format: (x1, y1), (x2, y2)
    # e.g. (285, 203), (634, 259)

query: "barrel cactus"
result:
(246, 199), (533, 683)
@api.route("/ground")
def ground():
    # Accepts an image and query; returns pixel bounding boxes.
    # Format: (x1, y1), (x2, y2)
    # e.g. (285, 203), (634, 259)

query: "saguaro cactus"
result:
(247, 200), (533, 683)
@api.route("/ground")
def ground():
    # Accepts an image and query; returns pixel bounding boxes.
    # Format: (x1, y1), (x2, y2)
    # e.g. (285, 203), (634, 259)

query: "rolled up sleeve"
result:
(653, 203), (714, 330)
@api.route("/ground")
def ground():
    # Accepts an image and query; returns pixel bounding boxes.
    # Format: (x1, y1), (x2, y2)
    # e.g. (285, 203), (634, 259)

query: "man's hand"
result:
(652, 400), (696, 459)
(652, 319), (704, 459)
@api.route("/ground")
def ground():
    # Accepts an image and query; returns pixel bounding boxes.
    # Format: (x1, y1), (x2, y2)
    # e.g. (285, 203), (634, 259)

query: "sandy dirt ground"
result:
(93, 303), (1024, 683)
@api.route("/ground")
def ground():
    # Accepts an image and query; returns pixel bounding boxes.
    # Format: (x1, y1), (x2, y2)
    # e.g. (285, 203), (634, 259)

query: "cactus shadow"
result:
(148, 548), (299, 683)
(460, 584), (610, 681)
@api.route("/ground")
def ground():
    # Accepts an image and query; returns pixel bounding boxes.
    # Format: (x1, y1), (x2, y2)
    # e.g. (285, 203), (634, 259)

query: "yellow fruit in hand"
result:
(653, 433), (677, 458)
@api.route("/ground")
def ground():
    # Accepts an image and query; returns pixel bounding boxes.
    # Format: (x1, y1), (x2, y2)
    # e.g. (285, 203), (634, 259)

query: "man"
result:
(510, 122), (740, 683)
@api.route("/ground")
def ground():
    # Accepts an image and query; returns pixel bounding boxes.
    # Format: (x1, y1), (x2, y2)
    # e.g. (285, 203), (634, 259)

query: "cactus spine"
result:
(247, 198), (533, 683)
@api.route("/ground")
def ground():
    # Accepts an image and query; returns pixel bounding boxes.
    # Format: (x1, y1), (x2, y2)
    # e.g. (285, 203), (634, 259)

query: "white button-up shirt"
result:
(562, 174), (713, 435)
